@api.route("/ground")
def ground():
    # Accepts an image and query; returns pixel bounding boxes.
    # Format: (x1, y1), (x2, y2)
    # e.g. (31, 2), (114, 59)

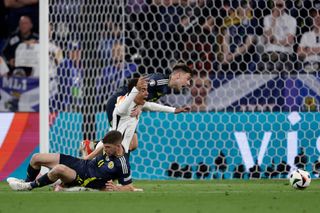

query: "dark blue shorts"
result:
(59, 154), (107, 189)
(59, 154), (88, 186)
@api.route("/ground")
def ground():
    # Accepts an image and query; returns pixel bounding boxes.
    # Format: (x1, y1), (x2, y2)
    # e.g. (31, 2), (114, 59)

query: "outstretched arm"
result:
(115, 87), (139, 115)
(142, 102), (175, 113)
(83, 141), (104, 160)
(142, 102), (190, 114)
(104, 181), (143, 192)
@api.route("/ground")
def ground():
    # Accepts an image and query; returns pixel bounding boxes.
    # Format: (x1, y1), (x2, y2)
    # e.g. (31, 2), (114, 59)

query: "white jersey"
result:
(15, 42), (40, 76)
(299, 30), (320, 63)
(112, 87), (175, 152)
(263, 12), (297, 54)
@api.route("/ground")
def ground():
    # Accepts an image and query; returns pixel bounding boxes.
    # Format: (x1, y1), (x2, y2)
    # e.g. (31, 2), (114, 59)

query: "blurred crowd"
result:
(0, 0), (39, 77)
(0, 0), (319, 112)
(126, 0), (320, 112)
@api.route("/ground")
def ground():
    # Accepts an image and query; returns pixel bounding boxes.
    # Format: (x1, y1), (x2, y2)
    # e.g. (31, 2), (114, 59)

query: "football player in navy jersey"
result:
(80, 63), (193, 157)
(83, 76), (190, 161)
(7, 131), (138, 192)
(105, 62), (193, 126)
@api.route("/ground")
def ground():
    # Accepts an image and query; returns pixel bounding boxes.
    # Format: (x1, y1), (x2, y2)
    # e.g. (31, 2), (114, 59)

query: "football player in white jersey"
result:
(83, 76), (189, 159)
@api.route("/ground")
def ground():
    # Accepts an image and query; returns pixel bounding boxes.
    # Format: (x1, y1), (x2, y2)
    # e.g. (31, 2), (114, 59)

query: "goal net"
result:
(48, 0), (320, 179)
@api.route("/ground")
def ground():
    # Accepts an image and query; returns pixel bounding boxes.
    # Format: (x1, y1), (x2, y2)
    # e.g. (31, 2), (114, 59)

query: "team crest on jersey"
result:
(108, 161), (114, 169)
(149, 79), (156, 86)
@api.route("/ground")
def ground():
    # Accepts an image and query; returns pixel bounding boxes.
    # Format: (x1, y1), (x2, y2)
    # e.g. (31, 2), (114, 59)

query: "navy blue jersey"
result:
(60, 153), (131, 189)
(106, 73), (171, 124)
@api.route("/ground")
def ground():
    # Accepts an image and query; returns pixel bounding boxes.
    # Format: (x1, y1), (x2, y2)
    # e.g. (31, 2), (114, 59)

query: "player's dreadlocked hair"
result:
(127, 78), (139, 92)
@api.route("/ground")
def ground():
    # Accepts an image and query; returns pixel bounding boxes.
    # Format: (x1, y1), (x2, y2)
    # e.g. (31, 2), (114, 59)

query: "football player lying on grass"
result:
(7, 131), (142, 192)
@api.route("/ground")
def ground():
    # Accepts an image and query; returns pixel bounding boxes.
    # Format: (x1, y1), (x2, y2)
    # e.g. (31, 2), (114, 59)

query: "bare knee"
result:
(49, 164), (68, 177)
(30, 153), (41, 167)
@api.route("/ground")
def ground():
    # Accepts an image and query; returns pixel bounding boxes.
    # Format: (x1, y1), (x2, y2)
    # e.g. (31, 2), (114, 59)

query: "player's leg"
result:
(29, 164), (76, 190)
(129, 133), (138, 151)
(25, 153), (60, 182)
(9, 164), (77, 191)
(47, 164), (77, 184)
(30, 153), (60, 169)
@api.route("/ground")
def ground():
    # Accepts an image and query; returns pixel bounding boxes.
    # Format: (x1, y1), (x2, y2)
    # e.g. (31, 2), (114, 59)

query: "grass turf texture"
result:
(0, 180), (320, 213)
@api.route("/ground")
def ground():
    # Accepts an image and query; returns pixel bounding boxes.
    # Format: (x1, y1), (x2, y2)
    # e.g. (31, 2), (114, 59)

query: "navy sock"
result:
(30, 173), (54, 189)
(25, 164), (40, 182)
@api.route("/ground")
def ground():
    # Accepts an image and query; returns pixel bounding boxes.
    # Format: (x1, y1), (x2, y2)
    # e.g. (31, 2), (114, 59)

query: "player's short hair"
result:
(172, 62), (193, 75)
(102, 130), (122, 145)
(127, 78), (139, 92)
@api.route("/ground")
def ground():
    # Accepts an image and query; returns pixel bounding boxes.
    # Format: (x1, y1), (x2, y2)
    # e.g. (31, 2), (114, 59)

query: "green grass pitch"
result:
(1, 180), (320, 213)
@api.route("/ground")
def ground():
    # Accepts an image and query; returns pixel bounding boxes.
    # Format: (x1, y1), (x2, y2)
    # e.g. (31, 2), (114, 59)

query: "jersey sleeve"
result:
(299, 33), (308, 47)
(263, 15), (271, 31)
(118, 172), (132, 185)
(114, 87), (139, 115)
(147, 73), (169, 88)
(146, 73), (171, 102)
(142, 102), (175, 113)
(117, 155), (132, 185)
(288, 16), (297, 36)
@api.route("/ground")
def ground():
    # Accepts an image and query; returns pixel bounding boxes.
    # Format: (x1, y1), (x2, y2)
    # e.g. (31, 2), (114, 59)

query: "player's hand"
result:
(105, 180), (119, 191)
(130, 105), (143, 118)
(53, 184), (64, 192)
(136, 76), (149, 91)
(174, 106), (191, 114)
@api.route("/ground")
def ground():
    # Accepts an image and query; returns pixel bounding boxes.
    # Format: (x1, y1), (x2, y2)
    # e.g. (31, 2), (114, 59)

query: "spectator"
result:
(259, 0), (297, 73)
(98, 20), (123, 62)
(0, 56), (9, 76)
(190, 74), (211, 112)
(159, 68), (211, 111)
(221, 0), (259, 73)
(54, 41), (82, 111)
(49, 23), (63, 76)
(126, 0), (148, 14)
(2, 15), (38, 70)
(97, 41), (137, 103)
(49, 23), (63, 100)
(0, 1), (8, 50)
(128, 1), (185, 74)
(179, 0), (218, 75)
(109, 40), (136, 78)
(297, 9), (320, 73)
(14, 39), (39, 77)
(3, 0), (39, 34)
